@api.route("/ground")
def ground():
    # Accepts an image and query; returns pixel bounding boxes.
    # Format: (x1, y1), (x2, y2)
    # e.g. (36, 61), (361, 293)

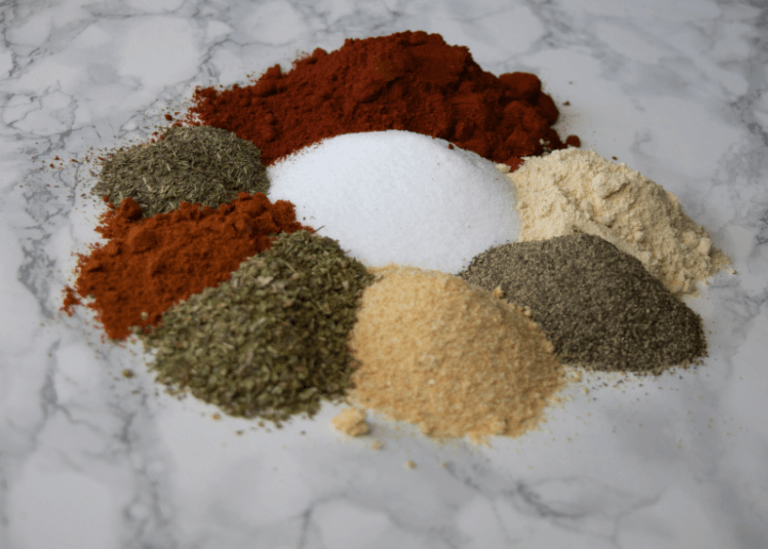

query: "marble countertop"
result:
(2, 0), (767, 547)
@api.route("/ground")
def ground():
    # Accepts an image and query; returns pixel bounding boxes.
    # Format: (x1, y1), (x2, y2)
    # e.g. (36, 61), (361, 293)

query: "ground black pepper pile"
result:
(459, 233), (707, 373)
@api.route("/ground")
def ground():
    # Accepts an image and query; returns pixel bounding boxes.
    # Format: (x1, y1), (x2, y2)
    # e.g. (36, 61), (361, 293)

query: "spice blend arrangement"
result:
(61, 30), (731, 442)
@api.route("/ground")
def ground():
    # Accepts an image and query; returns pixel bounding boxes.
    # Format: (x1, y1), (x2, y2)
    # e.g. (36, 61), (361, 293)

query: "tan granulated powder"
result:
(500, 149), (731, 295)
(331, 407), (370, 437)
(348, 264), (567, 444)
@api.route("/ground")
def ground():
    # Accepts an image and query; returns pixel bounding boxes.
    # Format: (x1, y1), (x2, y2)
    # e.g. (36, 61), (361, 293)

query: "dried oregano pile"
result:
(137, 230), (373, 423)
(459, 233), (707, 374)
(93, 125), (270, 218)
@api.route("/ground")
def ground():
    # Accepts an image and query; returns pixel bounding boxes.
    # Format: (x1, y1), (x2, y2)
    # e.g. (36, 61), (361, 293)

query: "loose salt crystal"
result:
(267, 130), (520, 273)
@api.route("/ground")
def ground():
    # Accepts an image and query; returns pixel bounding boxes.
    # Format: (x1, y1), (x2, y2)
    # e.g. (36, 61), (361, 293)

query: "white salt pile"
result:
(267, 130), (520, 273)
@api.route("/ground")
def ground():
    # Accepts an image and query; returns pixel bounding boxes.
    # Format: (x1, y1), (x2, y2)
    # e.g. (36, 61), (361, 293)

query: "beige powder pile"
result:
(501, 149), (731, 295)
(348, 264), (568, 444)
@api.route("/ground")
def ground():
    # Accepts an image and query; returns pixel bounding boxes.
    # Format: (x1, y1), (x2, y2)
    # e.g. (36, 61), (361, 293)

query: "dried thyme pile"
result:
(93, 125), (270, 218)
(459, 233), (707, 374)
(138, 230), (374, 423)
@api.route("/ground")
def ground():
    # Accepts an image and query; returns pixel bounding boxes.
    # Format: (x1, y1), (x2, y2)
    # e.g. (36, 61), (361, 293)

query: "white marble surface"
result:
(1, 0), (767, 547)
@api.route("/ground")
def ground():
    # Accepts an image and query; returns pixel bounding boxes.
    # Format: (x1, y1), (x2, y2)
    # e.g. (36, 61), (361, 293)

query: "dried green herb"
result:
(138, 230), (374, 423)
(93, 126), (270, 218)
(459, 233), (707, 374)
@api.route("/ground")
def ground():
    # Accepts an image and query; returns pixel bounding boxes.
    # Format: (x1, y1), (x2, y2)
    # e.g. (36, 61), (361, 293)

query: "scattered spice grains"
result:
(94, 126), (270, 218)
(54, 33), (727, 450)
(459, 233), (707, 374)
(501, 149), (731, 295)
(139, 230), (374, 423)
(60, 285), (81, 316)
(348, 265), (567, 444)
(331, 408), (371, 437)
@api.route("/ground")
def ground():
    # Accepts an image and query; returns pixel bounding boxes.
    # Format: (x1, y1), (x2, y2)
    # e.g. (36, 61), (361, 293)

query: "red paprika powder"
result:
(66, 193), (312, 340)
(188, 31), (577, 166)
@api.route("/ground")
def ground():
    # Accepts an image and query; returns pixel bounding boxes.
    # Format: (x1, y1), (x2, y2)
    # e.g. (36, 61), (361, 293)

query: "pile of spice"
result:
(267, 130), (519, 273)
(139, 230), (373, 423)
(348, 264), (567, 443)
(501, 148), (731, 294)
(188, 30), (578, 166)
(65, 193), (312, 339)
(94, 125), (270, 218)
(459, 233), (707, 373)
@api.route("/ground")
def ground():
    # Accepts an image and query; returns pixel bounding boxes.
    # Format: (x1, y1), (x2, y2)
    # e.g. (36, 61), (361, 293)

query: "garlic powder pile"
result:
(502, 149), (731, 295)
(348, 264), (567, 443)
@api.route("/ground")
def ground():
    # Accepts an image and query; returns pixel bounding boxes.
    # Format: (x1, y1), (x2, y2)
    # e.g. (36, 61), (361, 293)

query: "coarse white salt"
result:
(267, 130), (520, 273)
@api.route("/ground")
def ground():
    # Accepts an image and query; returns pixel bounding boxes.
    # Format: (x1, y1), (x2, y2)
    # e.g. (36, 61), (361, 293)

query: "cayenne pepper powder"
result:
(65, 193), (312, 340)
(188, 31), (577, 166)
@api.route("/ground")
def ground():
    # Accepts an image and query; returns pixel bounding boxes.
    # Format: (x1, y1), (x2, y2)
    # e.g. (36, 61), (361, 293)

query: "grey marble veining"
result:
(1, 0), (767, 547)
